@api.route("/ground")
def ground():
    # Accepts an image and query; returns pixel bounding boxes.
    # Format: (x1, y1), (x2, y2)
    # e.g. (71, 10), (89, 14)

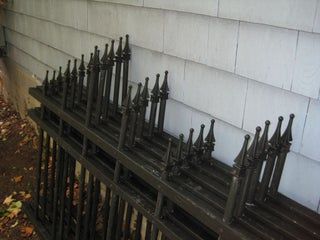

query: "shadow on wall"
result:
(0, 58), (40, 120)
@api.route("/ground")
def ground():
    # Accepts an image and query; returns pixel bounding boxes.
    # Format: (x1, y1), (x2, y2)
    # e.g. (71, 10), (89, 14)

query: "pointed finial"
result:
(151, 74), (160, 102)
(281, 114), (294, 146)
(269, 116), (283, 149)
(258, 120), (270, 154)
(234, 135), (250, 171)
(133, 83), (142, 107)
(79, 54), (85, 72)
(186, 128), (194, 156)
(123, 34), (131, 59)
(205, 119), (215, 144)
(108, 40), (115, 61)
(64, 60), (71, 78)
(71, 59), (77, 77)
(87, 53), (93, 72)
(247, 127), (261, 162)
(57, 66), (63, 90)
(93, 48), (100, 67)
(141, 77), (149, 103)
(194, 124), (205, 150)
(116, 37), (123, 58)
(101, 44), (109, 64)
(160, 71), (169, 95)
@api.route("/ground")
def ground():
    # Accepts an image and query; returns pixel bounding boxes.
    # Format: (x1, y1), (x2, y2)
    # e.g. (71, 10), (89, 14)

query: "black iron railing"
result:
(25, 35), (320, 240)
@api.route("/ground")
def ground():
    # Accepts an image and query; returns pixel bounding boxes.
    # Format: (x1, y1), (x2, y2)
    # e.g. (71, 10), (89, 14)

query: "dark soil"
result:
(0, 95), (40, 240)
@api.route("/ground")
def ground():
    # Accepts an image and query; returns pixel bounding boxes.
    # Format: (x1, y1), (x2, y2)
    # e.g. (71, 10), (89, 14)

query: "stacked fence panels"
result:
(26, 35), (320, 240)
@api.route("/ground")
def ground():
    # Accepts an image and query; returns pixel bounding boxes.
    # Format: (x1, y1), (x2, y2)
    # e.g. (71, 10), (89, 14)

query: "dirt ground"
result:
(0, 95), (40, 240)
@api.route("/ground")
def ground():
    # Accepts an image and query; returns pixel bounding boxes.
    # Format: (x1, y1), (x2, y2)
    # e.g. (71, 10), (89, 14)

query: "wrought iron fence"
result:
(25, 34), (320, 240)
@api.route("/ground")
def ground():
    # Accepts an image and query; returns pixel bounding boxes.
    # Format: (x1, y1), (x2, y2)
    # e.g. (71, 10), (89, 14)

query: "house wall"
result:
(1, 0), (320, 212)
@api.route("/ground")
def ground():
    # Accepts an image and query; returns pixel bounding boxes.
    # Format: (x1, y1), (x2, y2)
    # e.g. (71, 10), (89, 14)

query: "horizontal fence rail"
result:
(25, 35), (320, 240)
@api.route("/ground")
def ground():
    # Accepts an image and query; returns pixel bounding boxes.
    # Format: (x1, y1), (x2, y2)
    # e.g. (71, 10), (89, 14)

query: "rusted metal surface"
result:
(25, 35), (320, 240)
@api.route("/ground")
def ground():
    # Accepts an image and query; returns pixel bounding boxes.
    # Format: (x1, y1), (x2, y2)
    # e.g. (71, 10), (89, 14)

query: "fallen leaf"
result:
(21, 226), (34, 237)
(13, 176), (23, 183)
(3, 195), (14, 205)
(7, 207), (21, 219)
(10, 220), (19, 228)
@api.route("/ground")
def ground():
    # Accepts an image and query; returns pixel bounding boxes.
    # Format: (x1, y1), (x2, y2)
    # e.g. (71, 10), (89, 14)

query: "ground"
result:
(0, 95), (40, 240)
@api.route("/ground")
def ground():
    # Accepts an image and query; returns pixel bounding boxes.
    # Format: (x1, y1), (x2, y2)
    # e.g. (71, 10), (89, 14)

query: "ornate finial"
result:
(141, 77), (149, 104)
(194, 124), (205, 151)
(101, 44), (109, 64)
(123, 34), (131, 60)
(281, 114), (294, 146)
(186, 128), (194, 156)
(205, 119), (215, 145)
(107, 40), (115, 62)
(93, 48), (100, 68)
(132, 83), (142, 107)
(79, 54), (85, 73)
(234, 135), (250, 172)
(160, 71), (169, 96)
(64, 60), (71, 78)
(71, 59), (77, 77)
(57, 66), (63, 91)
(151, 74), (160, 102)
(116, 37), (123, 58)
(258, 120), (270, 155)
(87, 53), (93, 73)
(269, 116), (283, 149)
(247, 127), (261, 162)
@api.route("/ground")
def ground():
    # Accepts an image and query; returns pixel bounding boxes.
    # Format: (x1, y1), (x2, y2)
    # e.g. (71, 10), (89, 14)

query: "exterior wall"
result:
(1, 0), (320, 212)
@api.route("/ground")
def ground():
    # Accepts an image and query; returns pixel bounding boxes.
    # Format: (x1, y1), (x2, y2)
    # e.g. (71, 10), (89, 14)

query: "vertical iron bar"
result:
(70, 59), (78, 109)
(257, 117), (283, 202)
(77, 54), (85, 104)
(94, 44), (108, 125)
(145, 220), (152, 240)
(134, 212), (143, 240)
(66, 157), (76, 237)
(128, 83), (142, 147)
(102, 40), (115, 121)
(235, 127), (261, 217)
(204, 119), (215, 163)
(122, 35), (131, 104)
(112, 37), (123, 117)
(85, 53), (94, 102)
(158, 71), (169, 134)
(49, 140), (57, 213)
(269, 114), (294, 196)
(151, 139), (172, 240)
(42, 133), (50, 218)
(89, 178), (101, 240)
(58, 152), (69, 239)
(136, 78), (149, 141)
(83, 174), (94, 239)
(223, 135), (250, 224)
(247, 121), (270, 204)
(123, 204), (133, 240)
(102, 188), (111, 240)
(75, 166), (86, 240)
(115, 198), (126, 240)
(148, 74), (160, 138)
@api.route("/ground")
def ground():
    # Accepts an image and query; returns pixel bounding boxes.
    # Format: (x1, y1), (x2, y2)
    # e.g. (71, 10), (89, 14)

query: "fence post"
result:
(223, 135), (250, 224)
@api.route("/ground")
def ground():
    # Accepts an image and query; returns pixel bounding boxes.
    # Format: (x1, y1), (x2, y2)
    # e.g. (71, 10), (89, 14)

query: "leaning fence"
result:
(25, 34), (320, 240)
